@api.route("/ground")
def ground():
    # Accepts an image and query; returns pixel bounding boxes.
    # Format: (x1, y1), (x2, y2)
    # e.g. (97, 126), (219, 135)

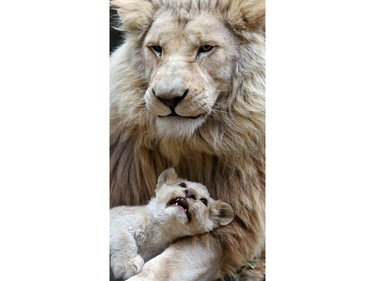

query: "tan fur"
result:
(110, 0), (265, 279)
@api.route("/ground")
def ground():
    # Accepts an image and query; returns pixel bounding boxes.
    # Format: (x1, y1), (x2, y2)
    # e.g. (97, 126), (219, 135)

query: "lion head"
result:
(111, 0), (265, 142)
(142, 11), (241, 139)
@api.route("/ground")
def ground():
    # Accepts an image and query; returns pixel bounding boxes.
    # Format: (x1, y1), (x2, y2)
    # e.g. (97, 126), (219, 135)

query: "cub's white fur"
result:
(110, 168), (234, 280)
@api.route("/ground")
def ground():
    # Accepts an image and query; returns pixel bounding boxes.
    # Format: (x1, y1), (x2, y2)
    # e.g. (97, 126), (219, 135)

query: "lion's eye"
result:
(150, 45), (162, 57)
(200, 198), (208, 206)
(198, 45), (214, 53)
(179, 182), (187, 188)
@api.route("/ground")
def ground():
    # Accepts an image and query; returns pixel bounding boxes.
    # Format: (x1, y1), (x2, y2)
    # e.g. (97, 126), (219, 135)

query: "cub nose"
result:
(153, 89), (189, 111)
(184, 189), (196, 200)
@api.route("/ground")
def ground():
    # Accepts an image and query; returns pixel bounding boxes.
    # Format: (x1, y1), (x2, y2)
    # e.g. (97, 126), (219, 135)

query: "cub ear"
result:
(110, 0), (155, 33)
(157, 168), (179, 187)
(209, 201), (235, 227)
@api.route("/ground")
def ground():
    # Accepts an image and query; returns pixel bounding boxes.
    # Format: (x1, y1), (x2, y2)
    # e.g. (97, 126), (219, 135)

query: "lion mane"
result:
(110, 0), (265, 278)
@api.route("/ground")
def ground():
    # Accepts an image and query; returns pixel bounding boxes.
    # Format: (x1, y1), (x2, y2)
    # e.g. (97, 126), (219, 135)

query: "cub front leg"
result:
(110, 230), (144, 280)
(111, 254), (144, 280)
(127, 235), (222, 281)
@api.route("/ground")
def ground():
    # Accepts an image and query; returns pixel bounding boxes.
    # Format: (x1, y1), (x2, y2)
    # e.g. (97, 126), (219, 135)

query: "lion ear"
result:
(226, 0), (265, 32)
(209, 201), (235, 227)
(157, 168), (179, 187)
(110, 0), (155, 33)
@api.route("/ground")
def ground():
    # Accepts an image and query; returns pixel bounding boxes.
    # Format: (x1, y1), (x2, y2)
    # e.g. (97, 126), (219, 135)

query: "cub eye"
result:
(149, 45), (162, 57)
(200, 198), (208, 206)
(198, 45), (214, 53)
(179, 182), (187, 188)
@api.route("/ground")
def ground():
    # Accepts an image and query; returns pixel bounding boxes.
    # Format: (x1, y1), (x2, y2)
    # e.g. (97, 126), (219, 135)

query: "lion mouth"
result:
(167, 197), (192, 222)
(159, 111), (203, 119)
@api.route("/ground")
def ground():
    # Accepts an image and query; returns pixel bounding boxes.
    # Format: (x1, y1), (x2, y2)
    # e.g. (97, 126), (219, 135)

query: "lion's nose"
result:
(184, 189), (196, 200)
(153, 89), (189, 111)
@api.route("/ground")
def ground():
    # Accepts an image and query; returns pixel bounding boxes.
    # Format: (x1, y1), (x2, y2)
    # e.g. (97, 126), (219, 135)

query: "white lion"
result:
(110, 0), (265, 280)
(110, 168), (234, 280)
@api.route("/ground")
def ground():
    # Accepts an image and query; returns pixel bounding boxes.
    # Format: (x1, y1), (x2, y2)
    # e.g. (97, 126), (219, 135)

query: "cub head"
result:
(111, 0), (265, 140)
(151, 168), (234, 236)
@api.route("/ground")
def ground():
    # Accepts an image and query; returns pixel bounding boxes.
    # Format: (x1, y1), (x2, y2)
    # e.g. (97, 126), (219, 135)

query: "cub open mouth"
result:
(167, 197), (192, 222)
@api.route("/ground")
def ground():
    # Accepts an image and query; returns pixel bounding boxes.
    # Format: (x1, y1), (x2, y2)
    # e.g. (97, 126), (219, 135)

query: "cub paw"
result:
(111, 255), (144, 280)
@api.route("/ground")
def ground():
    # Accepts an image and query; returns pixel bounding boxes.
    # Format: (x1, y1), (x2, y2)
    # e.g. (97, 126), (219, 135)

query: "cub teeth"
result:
(175, 202), (179, 206)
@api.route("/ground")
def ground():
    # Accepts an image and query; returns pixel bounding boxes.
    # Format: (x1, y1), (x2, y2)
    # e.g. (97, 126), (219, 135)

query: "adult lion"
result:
(110, 0), (265, 280)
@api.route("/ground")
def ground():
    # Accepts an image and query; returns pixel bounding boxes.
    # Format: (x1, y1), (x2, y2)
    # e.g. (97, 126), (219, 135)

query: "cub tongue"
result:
(168, 197), (191, 222)
(169, 197), (187, 209)
(176, 197), (188, 209)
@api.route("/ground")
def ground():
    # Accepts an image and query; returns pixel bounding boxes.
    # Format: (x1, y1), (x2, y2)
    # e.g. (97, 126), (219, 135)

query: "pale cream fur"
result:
(110, 0), (265, 280)
(110, 168), (234, 280)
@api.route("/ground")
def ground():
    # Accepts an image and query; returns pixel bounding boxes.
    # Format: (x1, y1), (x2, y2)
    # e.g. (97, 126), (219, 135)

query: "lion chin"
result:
(155, 116), (206, 139)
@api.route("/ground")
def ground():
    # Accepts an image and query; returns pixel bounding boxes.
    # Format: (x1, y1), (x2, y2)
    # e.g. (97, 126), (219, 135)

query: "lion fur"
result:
(110, 0), (265, 277)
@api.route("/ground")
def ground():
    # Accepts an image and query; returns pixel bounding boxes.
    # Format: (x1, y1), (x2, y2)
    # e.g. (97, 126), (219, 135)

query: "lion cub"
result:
(110, 168), (234, 280)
